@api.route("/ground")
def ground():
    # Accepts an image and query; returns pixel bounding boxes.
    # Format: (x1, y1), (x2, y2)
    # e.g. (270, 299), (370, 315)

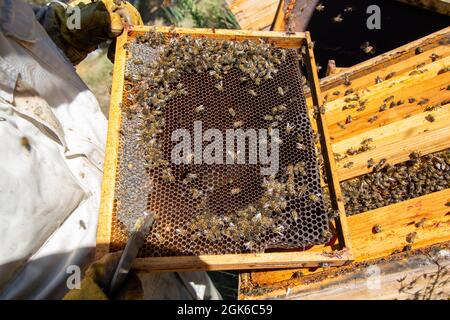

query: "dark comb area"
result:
(111, 31), (331, 257)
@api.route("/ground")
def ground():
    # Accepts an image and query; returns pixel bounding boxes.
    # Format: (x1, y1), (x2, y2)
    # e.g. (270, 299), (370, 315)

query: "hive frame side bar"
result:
(95, 31), (129, 260)
(271, 0), (286, 32)
(303, 32), (353, 258)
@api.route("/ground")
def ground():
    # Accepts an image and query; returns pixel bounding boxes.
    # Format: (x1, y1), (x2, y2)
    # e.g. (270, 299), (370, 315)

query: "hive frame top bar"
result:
(129, 25), (307, 49)
(96, 26), (353, 271)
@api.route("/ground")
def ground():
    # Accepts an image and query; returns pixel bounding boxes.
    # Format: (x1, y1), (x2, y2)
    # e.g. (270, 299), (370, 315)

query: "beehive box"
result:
(96, 26), (352, 271)
(239, 26), (450, 298)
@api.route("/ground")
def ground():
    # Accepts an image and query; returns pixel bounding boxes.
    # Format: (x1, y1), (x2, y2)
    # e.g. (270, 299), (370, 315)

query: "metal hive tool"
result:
(110, 32), (331, 257)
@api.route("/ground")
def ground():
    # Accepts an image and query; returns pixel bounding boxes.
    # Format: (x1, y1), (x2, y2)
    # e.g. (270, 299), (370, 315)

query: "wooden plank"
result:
(349, 189), (450, 261)
(304, 32), (353, 255)
(97, 26), (351, 269)
(226, 0), (280, 31)
(308, 44), (450, 106)
(271, 0), (286, 32)
(325, 57), (450, 142)
(315, 26), (450, 93)
(132, 250), (352, 272)
(334, 106), (450, 181)
(244, 189), (450, 289)
(130, 25), (305, 48)
(95, 31), (128, 260)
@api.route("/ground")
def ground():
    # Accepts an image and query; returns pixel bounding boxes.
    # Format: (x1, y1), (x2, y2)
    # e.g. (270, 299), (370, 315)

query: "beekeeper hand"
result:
(39, 0), (143, 65)
(63, 251), (143, 300)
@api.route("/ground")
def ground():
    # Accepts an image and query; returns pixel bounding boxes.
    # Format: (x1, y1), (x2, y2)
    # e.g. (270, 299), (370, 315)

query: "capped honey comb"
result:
(110, 31), (331, 257)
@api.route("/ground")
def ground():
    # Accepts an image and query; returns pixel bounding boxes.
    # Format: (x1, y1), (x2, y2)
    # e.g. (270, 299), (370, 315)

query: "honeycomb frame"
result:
(96, 26), (353, 271)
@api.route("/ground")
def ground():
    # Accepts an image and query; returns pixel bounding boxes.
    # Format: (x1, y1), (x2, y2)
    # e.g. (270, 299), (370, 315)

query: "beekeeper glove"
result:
(63, 251), (143, 300)
(38, 0), (143, 65)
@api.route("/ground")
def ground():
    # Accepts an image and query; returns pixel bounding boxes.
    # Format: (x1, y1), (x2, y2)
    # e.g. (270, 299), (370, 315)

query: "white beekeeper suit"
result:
(0, 0), (107, 298)
(0, 0), (221, 300)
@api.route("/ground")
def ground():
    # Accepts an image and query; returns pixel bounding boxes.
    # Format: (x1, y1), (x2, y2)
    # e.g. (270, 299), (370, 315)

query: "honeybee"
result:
(372, 224), (382, 234)
(333, 14), (343, 23)
(368, 115), (378, 123)
(191, 188), (203, 199)
(360, 42), (375, 54)
(430, 53), (440, 62)
(406, 232), (417, 243)
(185, 152), (194, 163)
(273, 136), (283, 145)
(228, 108), (236, 117)
(316, 3), (325, 11)
(182, 172), (197, 184)
(249, 89), (257, 96)
(272, 225), (285, 236)
(162, 167), (175, 183)
(415, 218), (427, 228)
(418, 98), (429, 106)
(290, 210), (299, 220)
(215, 81), (224, 92)
(345, 115), (352, 124)
(244, 241), (255, 251)
(233, 120), (244, 128)
(231, 187), (241, 195)
(277, 86), (285, 96)
(195, 105), (205, 113)
(425, 114), (435, 122)
(344, 6), (353, 13)
(343, 161), (354, 169)
(385, 72), (396, 80)
(321, 229), (332, 239)
(308, 193), (320, 202)
(285, 123), (294, 134)
(175, 227), (187, 236)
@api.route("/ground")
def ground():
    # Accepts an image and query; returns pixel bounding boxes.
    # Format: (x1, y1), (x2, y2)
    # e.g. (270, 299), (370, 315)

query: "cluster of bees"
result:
(341, 149), (450, 215)
(120, 29), (330, 251)
(123, 29), (288, 174)
(183, 161), (328, 251)
(333, 138), (374, 163)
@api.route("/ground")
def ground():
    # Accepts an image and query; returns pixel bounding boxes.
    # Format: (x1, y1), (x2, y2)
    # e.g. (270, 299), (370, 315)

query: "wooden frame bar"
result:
(304, 32), (353, 254)
(96, 26), (353, 270)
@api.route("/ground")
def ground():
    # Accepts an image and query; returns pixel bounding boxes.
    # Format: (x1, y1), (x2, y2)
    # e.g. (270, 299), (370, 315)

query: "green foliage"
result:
(163, 0), (240, 29)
